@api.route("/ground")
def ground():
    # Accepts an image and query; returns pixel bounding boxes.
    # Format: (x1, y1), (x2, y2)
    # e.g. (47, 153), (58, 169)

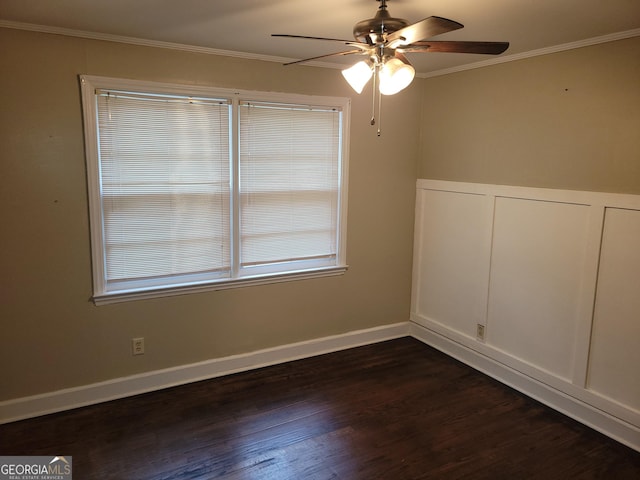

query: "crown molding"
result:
(419, 28), (640, 78)
(0, 20), (302, 63)
(2, 20), (639, 78)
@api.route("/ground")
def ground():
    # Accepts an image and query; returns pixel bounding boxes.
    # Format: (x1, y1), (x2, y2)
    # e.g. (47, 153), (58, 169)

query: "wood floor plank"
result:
(1, 337), (638, 479)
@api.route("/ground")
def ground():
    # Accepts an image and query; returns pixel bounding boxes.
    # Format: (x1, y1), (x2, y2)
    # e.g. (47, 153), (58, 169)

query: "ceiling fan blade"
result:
(283, 49), (365, 66)
(402, 41), (509, 55)
(272, 34), (356, 44)
(386, 16), (463, 47)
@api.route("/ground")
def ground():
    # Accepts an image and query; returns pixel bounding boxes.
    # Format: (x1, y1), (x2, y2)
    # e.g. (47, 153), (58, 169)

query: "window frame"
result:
(80, 75), (350, 305)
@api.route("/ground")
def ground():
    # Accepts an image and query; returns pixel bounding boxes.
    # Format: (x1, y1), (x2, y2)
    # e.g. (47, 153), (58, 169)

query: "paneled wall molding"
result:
(411, 314), (639, 433)
(415, 179), (640, 208)
(410, 322), (640, 452)
(412, 179), (640, 451)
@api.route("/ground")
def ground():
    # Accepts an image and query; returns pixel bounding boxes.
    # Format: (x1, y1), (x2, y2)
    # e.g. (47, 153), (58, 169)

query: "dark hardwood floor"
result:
(1, 337), (638, 479)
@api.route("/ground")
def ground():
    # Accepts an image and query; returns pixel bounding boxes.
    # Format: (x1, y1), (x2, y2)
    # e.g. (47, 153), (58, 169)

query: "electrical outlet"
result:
(476, 324), (485, 342)
(132, 337), (145, 355)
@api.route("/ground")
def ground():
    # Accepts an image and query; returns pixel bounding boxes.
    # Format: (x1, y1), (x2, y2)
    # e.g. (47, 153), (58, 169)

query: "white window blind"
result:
(239, 102), (341, 269)
(81, 75), (349, 304)
(96, 90), (231, 288)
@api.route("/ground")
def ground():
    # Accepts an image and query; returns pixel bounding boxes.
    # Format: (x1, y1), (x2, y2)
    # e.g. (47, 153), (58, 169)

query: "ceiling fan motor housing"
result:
(353, 3), (409, 44)
(274, 0), (508, 68)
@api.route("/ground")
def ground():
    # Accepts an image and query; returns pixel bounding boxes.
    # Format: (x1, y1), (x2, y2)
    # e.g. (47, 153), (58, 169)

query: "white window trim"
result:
(80, 75), (350, 305)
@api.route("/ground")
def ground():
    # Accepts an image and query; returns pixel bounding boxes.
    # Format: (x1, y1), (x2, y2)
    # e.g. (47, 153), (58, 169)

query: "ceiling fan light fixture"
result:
(379, 56), (415, 95)
(275, 1), (509, 128)
(342, 60), (374, 94)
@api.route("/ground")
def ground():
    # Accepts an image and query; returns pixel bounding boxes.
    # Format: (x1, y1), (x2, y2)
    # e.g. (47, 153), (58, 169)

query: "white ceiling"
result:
(1, 0), (639, 76)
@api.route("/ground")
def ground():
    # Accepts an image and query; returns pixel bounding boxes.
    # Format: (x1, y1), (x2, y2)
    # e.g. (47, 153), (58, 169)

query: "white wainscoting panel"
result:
(412, 189), (491, 339)
(486, 197), (590, 381)
(411, 179), (640, 451)
(587, 208), (640, 411)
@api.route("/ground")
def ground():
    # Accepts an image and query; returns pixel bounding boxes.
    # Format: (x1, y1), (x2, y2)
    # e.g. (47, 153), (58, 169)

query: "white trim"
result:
(411, 312), (640, 427)
(416, 179), (640, 209)
(0, 322), (410, 425)
(478, 194), (496, 332)
(411, 180), (640, 452)
(93, 266), (349, 306)
(409, 188), (426, 316)
(80, 74), (350, 111)
(1, 20), (638, 78)
(571, 205), (605, 387)
(80, 75), (351, 304)
(3, 318), (638, 452)
(419, 29), (640, 78)
(0, 21), (294, 63)
(409, 321), (640, 453)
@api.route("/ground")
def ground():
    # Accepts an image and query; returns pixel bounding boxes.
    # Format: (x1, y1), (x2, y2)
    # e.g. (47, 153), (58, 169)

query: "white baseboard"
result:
(409, 321), (640, 452)
(0, 322), (410, 424)
(3, 320), (638, 453)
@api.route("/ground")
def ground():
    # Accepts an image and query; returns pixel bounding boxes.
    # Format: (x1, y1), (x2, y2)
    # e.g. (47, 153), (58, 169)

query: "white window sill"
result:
(92, 265), (349, 306)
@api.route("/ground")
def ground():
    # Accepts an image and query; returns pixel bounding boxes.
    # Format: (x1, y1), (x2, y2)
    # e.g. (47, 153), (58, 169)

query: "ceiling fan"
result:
(272, 0), (509, 133)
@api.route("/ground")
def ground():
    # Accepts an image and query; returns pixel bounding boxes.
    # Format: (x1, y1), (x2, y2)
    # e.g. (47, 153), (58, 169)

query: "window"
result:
(80, 76), (349, 304)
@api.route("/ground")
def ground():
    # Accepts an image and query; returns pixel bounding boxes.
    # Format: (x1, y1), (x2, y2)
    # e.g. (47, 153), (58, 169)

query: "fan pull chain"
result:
(377, 87), (382, 137)
(369, 64), (382, 136)
(370, 66), (377, 126)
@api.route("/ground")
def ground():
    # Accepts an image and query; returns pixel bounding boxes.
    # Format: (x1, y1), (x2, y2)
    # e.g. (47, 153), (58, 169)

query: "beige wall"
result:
(3, 26), (637, 403)
(419, 36), (640, 194)
(0, 28), (420, 400)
